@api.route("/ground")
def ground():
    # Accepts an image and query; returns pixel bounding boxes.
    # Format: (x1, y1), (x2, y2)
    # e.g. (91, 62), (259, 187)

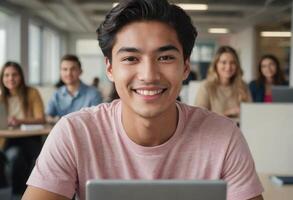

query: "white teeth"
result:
(136, 89), (163, 96)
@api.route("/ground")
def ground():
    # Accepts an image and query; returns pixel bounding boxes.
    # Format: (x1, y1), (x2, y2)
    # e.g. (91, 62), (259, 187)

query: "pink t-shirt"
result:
(27, 100), (263, 200)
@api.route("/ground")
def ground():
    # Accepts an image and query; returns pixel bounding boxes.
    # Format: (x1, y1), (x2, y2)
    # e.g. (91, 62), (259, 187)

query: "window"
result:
(42, 28), (60, 84)
(0, 29), (6, 67)
(75, 39), (106, 84)
(190, 43), (215, 79)
(28, 23), (61, 85)
(28, 23), (41, 84)
(0, 11), (7, 68)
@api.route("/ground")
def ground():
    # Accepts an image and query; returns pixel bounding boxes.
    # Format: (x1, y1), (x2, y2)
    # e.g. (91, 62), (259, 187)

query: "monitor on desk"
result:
(272, 86), (293, 102)
(86, 179), (226, 200)
(0, 102), (8, 130)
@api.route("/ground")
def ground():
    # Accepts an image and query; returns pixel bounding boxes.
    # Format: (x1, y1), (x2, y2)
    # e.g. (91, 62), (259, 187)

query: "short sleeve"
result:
(194, 81), (210, 109)
(221, 126), (264, 200)
(27, 117), (77, 199)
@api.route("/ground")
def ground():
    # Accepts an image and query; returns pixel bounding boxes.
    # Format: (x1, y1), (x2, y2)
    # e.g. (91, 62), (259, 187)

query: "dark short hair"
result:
(61, 54), (82, 69)
(97, 0), (197, 61)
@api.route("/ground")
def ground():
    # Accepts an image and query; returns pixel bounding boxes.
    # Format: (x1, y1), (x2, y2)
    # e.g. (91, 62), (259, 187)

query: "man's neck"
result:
(66, 81), (81, 96)
(121, 104), (178, 147)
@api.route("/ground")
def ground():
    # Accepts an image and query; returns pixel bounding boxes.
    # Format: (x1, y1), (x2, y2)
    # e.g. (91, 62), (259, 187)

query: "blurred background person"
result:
(91, 76), (103, 102)
(195, 46), (251, 118)
(0, 61), (45, 196)
(46, 55), (102, 120)
(249, 54), (288, 103)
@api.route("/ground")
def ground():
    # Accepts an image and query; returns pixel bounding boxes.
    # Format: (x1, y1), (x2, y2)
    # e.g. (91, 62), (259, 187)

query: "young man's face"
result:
(60, 60), (82, 86)
(106, 21), (190, 118)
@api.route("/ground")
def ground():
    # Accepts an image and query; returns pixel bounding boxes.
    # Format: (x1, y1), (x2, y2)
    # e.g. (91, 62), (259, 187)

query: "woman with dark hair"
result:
(0, 61), (45, 195)
(249, 54), (288, 102)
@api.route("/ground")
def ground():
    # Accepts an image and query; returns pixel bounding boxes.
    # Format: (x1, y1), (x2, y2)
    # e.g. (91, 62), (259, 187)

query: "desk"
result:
(0, 126), (51, 138)
(259, 174), (293, 200)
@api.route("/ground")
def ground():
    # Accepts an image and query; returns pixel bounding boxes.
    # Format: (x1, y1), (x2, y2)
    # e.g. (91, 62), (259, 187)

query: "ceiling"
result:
(2, 0), (292, 36)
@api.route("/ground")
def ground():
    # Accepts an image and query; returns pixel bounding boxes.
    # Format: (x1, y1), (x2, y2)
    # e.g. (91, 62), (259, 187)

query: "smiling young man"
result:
(46, 54), (102, 118)
(22, 0), (263, 200)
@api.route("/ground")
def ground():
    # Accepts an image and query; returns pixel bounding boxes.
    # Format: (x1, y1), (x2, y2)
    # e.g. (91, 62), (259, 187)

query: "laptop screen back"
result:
(86, 179), (226, 200)
(272, 86), (293, 102)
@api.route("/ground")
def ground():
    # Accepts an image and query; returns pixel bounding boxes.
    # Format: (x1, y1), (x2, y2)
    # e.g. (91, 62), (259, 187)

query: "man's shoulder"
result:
(52, 85), (66, 96)
(81, 83), (100, 95)
(179, 102), (236, 132)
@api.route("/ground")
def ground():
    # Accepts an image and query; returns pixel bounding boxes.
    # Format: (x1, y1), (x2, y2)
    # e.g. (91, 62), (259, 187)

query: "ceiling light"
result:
(113, 3), (208, 11)
(176, 4), (208, 11)
(208, 28), (229, 34)
(261, 31), (291, 37)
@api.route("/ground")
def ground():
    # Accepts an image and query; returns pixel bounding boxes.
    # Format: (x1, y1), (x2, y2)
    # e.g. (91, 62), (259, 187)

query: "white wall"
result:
(230, 27), (256, 82)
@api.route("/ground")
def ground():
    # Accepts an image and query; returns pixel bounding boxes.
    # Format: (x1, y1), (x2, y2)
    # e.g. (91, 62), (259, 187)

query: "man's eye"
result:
(158, 55), (175, 61)
(122, 56), (138, 62)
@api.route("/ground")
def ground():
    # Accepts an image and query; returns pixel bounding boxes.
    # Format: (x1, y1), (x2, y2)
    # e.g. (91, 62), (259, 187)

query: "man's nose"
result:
(137, 59), (160, 83)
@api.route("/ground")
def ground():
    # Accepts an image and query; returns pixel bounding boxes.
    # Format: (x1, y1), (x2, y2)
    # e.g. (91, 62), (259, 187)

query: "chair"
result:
(0, 187), (12, 200)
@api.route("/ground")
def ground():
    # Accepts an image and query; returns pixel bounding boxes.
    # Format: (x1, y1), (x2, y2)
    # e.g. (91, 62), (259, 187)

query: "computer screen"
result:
(271, 86), (293, 103)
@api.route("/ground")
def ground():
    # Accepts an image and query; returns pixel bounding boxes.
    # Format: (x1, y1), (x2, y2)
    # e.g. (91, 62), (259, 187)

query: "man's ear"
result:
(183, 59), (191, 80)
(105, 57), (114, 82)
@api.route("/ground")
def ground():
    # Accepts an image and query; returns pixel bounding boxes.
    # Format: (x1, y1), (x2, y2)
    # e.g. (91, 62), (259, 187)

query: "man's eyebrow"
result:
(116, 47), (140, 55)
(116, 45), (180, 55)
(157, 45), (180, 53)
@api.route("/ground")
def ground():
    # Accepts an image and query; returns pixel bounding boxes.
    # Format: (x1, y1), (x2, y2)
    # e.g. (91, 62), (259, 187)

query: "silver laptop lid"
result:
(272, 86), (293, 103)
(86, 179), (226, 200)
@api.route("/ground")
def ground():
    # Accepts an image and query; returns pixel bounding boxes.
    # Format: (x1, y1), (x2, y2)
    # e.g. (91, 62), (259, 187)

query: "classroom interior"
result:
(0, 0), (293, 200)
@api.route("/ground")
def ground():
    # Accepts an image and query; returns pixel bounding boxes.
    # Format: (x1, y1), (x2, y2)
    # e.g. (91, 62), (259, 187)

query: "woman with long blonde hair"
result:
(195, 46), (251, 118)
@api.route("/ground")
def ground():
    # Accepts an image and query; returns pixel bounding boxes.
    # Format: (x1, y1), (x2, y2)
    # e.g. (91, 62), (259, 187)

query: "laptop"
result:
(86, 179), (226, 200)
(272, 86), (293, 103)
(0, 102), (8, 130)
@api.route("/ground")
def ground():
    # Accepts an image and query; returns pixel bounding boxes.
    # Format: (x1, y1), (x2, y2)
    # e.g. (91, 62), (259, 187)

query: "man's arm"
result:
(22, 186), (70, 200)
(249, 195), (264, 200)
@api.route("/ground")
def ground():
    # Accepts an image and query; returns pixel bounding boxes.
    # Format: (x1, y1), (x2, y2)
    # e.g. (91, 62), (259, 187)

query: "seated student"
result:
(195, 46), (251, 118)
(0, 61), (45, 195)
(22, 1), (263, 200)
(249, 54), (288, 102)
(91, 77), (104, 101)
(46, 55), (102, 118)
